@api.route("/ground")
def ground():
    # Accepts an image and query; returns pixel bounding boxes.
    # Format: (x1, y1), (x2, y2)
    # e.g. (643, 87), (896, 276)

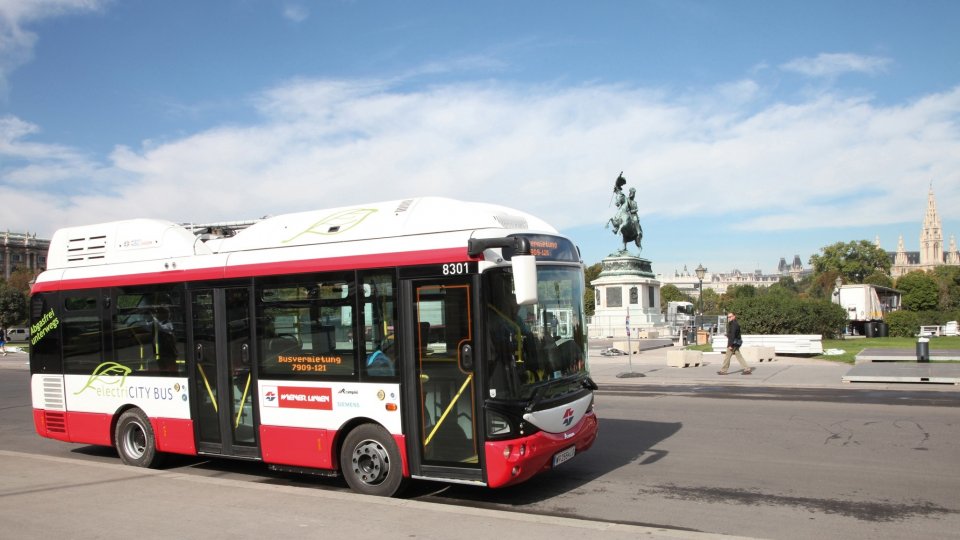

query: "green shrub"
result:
(728, 296), (847, 338)
(885, 310), (919, 337)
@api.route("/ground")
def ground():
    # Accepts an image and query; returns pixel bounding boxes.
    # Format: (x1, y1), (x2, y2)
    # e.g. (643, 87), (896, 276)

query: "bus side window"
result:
(257, 273), (357, 378)
(361, 272), (398, 379)
(111, 286), (186, 376)
(62, 293), (103, 375)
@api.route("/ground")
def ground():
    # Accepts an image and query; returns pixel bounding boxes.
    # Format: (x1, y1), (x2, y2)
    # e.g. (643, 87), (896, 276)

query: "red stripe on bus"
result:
(31, 268), (226, 293)
(223, 248), (470, 279)
(31, 247), (472, 292)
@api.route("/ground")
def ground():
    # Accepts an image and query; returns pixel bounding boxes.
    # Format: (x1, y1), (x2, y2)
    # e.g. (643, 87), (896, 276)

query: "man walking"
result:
(718, 311), (752, 375)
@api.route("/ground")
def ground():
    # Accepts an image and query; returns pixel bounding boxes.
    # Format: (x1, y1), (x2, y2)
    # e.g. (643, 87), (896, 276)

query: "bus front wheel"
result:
(340, 424), (406, 497)
(115, 408), (164, 468)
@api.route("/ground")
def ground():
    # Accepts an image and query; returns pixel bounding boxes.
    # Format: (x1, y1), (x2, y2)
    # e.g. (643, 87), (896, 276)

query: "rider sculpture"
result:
(605, 172), (643, 256)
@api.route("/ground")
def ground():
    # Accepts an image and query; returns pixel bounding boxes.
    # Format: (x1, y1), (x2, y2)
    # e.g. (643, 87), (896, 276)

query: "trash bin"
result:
(864, 321), (876, 337)
(916, 337), (930, 363)
(877, 321), (889, 338)
(697, 330), (709, 345)
(687, 330), (697, 345)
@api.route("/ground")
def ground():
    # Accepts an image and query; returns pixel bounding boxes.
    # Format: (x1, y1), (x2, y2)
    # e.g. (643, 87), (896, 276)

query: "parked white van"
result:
(5, 327), (30, 341)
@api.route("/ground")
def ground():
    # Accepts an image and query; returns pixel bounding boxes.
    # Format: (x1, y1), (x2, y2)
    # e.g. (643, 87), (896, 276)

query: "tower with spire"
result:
(919, 183), (944, 269)
(889, 183), (958, 278)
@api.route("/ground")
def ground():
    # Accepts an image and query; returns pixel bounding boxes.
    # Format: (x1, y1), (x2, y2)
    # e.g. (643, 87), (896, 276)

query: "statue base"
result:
(589, 254), (665, 340)
(598, 255), (654, 278)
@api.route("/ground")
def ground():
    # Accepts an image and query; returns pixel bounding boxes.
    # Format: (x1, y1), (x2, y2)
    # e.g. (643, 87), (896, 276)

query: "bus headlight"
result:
(486, 410), (513, 437)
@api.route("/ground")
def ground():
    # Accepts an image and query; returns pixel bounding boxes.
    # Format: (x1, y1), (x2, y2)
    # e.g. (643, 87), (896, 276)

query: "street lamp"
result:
(695, 264), (706, 339)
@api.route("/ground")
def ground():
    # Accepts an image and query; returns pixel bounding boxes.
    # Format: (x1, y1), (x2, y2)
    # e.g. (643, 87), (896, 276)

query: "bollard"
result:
(916, 337), (930, 363)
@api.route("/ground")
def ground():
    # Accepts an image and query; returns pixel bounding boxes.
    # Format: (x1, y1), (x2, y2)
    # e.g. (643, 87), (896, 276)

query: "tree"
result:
(0, 284), (27, 327)
(863, 271), (894, 289)
(6, 268), (37, 295)
(805, 270), (842, 301)
(771, 276), (799, 294)
(895, 271), (939, 311)
(659, 284), (691, 311)
(700, 288), (721, 317)
(583, 263), (602, 317)
(809, 240), (891, 284)
(931, 265), (960, 311)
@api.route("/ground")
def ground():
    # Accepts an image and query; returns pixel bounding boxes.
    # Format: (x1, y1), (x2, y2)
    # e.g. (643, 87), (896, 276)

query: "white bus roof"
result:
(45, 197), (556, 270)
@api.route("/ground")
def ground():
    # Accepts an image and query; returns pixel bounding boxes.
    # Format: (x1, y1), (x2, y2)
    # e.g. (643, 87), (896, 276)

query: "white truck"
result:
(836, 284), (901, 336)
(666, 301), (694, 325)
(665, 301), (694, 339)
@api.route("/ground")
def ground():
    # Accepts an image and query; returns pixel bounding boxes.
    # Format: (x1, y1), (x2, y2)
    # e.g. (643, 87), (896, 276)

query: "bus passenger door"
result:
(190, 287), (258, 458)
(405, 275), (480, 480)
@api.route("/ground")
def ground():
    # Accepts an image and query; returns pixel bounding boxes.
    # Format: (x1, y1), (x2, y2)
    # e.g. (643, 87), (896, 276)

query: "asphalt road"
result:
(3, 364), (959, 539)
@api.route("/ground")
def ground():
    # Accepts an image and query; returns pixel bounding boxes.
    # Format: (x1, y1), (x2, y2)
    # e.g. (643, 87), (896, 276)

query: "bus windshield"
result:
(484, 265), (588, 401)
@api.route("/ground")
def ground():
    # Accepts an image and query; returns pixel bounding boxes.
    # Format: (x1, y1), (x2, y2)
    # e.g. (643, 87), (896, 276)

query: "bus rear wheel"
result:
(115, 408), (164, 468)
(340, 424), (406, 497)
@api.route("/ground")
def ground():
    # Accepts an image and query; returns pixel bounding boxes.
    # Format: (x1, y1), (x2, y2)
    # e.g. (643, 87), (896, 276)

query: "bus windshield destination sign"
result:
(503, 235), (578, 262)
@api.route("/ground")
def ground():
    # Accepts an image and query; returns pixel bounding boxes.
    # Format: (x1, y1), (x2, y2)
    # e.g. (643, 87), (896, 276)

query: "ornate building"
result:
(1, 231), (50, 280)
(889, 186), (960, 278)
(657, 257), (811, 296)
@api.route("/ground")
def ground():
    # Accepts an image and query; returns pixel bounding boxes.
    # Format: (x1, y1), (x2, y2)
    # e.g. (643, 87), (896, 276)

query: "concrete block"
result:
(667, 349), (703, 368)
(741, 346), (776, 363)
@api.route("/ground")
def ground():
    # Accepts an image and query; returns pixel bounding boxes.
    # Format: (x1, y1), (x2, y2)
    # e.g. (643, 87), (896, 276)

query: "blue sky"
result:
(1, 0), (959, 277)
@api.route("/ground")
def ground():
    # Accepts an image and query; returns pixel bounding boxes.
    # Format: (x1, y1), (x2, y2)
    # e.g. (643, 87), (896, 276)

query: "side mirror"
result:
(512, 254), (538, 305)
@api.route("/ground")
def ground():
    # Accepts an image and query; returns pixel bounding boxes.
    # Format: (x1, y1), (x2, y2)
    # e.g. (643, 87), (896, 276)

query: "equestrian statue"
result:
(605, 172), (643, 256)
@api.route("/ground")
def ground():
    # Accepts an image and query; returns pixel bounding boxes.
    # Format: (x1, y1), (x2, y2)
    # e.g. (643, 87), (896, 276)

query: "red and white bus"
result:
(29, 197), (598, 496)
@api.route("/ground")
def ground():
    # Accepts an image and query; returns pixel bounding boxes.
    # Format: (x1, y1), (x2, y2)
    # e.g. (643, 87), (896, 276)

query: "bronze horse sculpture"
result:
(605, 173), (643, 255)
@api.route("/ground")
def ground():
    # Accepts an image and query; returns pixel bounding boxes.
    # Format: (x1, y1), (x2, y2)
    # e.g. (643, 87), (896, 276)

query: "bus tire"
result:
(340, 424), (406, 497)
(115, 408), (164, 468)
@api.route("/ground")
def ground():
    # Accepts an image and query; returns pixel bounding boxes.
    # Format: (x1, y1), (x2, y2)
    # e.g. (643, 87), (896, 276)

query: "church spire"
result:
(895, 235), (908, 266)
(949, 235), (960, 265)
(920, 184), (943, 267)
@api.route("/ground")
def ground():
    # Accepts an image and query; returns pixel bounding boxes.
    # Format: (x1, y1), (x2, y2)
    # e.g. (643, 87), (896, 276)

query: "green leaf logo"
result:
(73, 362), (133, 395)
(283, 208), (377, 243)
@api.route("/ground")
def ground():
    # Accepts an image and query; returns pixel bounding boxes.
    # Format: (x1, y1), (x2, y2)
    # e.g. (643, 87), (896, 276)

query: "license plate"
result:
(552, 445), (576, 467)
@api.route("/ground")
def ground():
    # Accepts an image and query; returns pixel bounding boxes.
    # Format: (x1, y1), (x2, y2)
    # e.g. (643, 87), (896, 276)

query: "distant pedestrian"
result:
(718, 312), (751, 375)
(0, 327), (7, 356)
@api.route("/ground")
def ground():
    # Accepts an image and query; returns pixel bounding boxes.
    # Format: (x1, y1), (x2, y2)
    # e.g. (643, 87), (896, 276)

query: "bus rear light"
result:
(518, 444), (526, 456)
(385, 403), (398, 411)
(511, 466), (521, 477)
(502, 445), (513, 459)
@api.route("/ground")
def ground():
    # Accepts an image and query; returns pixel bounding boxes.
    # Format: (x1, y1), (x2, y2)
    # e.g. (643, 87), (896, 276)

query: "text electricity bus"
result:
(29, 197), (598, 496)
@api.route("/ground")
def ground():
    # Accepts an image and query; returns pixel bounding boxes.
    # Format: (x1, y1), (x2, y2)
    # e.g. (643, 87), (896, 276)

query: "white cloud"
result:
(282, 3), (308, 23)
(781, 53), (892, 78)
(2, 77), (959, 246)
(0, 115), (95, 182)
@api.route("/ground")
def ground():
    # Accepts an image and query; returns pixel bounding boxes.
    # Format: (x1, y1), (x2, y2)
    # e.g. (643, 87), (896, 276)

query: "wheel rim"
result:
(350, 439), (390, 486)
(121, 421), (147, 459)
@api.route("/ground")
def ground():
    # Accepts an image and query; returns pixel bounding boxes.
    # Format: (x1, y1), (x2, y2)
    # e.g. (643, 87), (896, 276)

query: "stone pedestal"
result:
(588, 255), (665, 339)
